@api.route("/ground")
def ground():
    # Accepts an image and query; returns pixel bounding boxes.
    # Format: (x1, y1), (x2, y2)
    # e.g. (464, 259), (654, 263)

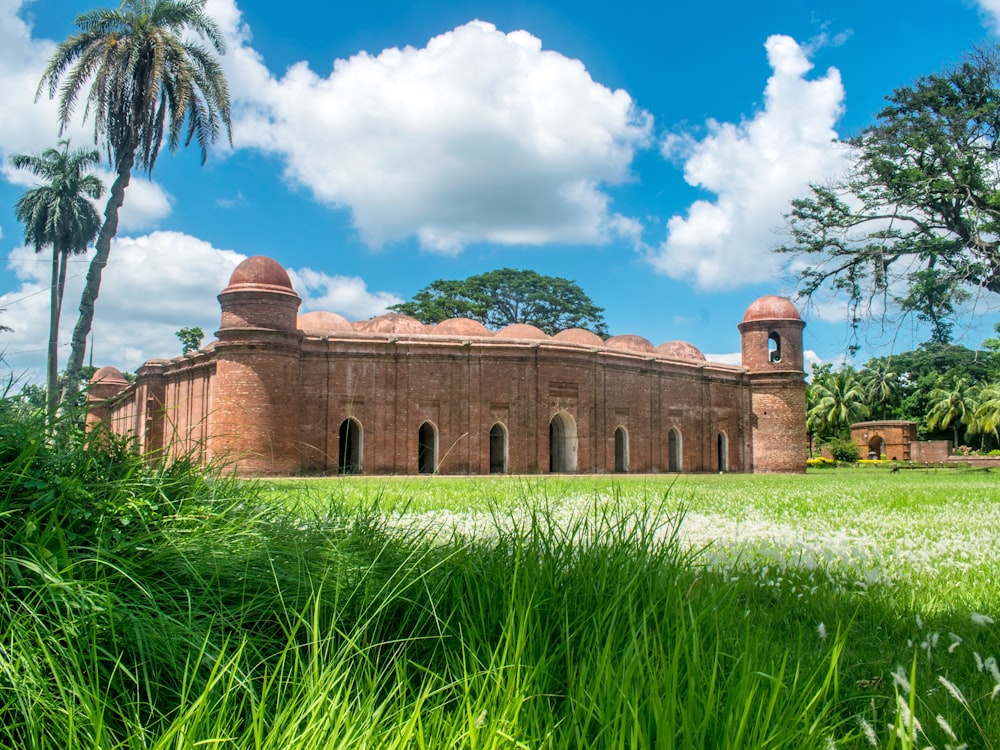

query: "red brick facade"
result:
(89, 257), (808, 475)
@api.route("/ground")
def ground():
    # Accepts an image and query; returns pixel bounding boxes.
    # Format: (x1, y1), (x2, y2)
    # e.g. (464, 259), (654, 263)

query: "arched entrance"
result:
(868, 435), (885, 460)
(668, 428), (682, 472)
(489, 423), (508, 474)
(418, 421), (438, 474)
(338, 417), (362, 474)
(717, 431), (729, 472)
(549, 411), (578, 473)
(614, 427), (629, 473)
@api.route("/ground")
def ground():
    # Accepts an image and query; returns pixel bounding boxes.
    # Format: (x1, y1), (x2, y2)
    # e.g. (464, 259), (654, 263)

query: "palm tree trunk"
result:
(61, 150), (134, 406)
(46, 244), (61, 426)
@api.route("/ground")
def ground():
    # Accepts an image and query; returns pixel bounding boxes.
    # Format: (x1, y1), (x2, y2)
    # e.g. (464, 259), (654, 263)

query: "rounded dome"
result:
(742, 295), (801, 323)
(656, 340), (706, 361)
(433, 318), (493, 337)
(225, 256), (294, 291)
(605, 334), (656, 354)
(354, 313), (427, 334)
(495, 323), (549, 340)
(553, 328), (603, 346)
(90, 365), (127, 386)
(298, 311), (353, 336)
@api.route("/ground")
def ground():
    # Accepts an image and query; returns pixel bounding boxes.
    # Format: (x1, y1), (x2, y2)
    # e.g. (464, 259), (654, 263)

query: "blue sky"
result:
(2, 0), (999, 382)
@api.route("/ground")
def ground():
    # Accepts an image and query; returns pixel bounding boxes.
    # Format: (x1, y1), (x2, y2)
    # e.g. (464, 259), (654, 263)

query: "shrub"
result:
(826, 438), (860, 463)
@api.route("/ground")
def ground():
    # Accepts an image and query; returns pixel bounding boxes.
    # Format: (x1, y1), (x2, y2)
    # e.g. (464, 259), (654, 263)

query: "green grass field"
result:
(3, 403), (998, 749)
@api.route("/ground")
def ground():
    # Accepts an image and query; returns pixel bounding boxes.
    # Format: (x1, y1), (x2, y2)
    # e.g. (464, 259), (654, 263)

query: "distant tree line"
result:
(808, 325), (1000, 454)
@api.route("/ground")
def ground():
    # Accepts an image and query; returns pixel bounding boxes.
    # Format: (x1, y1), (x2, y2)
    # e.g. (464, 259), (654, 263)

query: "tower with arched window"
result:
(738, 296), (807, 473)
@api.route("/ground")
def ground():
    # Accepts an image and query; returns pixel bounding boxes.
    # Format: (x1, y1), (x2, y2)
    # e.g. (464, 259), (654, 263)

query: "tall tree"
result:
(37, 0), (232, 402)
(807, 366), (870, 440)
(776, 48), (1000, 348)
(859, 359), (899, 421)
(10, 141), (103, 424)
(389, 268), (609, 336)
(925, 375), (979, 447)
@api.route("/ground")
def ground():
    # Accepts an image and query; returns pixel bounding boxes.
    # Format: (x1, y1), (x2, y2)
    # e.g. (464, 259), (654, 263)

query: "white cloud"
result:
(210, 6), (652, 252)
(649, 35), (850, 290)
(290, 268), (402, 320)
(972, 0), (1000, 33)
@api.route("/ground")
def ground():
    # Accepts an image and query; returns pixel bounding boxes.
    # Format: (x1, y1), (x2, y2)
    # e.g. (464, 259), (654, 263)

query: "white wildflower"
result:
(985, 656), (1000, 684)
(857, 716), (879, 747)
(935, 714), (958, 741)
(892, 665), (912, 693)
(948, 633), (962, 653)
(974, 652), (984, 672)
(937, 675), (967, 706)
(895, 694), (922, 740)
(817, 621), (828, 641)
(916, 613), (923, 630)
(970, 612), (995, 626)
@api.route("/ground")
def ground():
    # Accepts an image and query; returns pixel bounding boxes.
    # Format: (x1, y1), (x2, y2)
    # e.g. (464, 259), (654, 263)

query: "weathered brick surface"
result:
(90, 257), (808, 475)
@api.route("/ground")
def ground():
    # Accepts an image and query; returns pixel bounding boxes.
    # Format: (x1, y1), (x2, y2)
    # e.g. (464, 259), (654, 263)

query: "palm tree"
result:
(37, 0), (232, 401)
(10, 141), (103, 424)
(860, 359), (899, 420)
(973, 383), (1000, 449)
(925, 375), (979, 448)
(807, 367), (870, 440)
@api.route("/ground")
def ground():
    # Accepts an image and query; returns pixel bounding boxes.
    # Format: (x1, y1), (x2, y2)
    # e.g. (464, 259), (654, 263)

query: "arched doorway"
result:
(418, 421), (438, 474)
(338, 417), (362, 474)
(868, 435), (885, 460)
(717, 431), (729, 472)
(549, 411), (578, 473)
(668, 428), (682, 472)
(489, 423), (508, 474)
(614, 427), (629, 473)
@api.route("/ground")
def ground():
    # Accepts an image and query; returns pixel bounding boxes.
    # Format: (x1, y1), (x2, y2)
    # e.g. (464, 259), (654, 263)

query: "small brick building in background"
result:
(849, 420), (952, 463)
(88, 256), (808, 476)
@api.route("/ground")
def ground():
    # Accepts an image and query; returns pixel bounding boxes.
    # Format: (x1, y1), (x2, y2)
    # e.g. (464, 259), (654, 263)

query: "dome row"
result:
(297, 310), (708, 360)
(224, 256), (801, 363)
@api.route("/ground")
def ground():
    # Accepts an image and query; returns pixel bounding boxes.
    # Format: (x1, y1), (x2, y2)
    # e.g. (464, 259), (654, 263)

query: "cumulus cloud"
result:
(209, 5), (652, 252)
(649, 35), (850, 290)
(290, 268), (402, 321)
(972, 0), (1000, 33)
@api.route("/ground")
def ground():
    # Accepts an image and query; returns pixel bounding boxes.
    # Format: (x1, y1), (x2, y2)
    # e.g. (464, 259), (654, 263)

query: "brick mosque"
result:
(87, 255), (808, 475)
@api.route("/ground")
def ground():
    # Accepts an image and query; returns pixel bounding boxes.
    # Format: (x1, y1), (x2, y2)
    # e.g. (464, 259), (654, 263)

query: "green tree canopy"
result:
(807, 365), (870, 441)
(176, 326), (204, 355)
(776, 48), (1000, 348)
(389, 268), (608, 336)
(38, 0), (232, 404)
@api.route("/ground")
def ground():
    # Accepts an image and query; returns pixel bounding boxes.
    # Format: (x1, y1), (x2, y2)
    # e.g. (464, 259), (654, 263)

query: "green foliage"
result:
(176, 326), (204, 354)
(807, 364), (869, 441)
(389, 267), (608, 335)
(826, 437), (861, 463)
(776, 48), (1000, 347)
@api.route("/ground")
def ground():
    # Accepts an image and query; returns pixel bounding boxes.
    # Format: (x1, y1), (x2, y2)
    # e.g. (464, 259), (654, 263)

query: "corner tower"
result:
(738, 296), (807, 473)
(212, 256), (303, 474)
